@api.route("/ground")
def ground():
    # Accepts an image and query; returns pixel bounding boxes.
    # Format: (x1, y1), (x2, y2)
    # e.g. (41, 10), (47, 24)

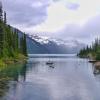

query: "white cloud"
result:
(31, 2), (43, 8)
(32, 0), (100, 32)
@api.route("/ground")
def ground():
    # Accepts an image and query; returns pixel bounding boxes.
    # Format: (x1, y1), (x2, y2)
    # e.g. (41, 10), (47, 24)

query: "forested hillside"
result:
(0, 2), (27, 63)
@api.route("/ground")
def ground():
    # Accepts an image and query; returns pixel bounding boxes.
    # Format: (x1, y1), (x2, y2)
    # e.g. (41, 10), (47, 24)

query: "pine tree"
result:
(0, 1), (3, 22)
(20, 36), (24, 54)
(13, 29), (19, 53)
(23, 33), (27, 56)
(0, 24), (4, 57)
(0, 1), (3, 57)
(4, 11), (7, 24)
(19, 33), (27, 56)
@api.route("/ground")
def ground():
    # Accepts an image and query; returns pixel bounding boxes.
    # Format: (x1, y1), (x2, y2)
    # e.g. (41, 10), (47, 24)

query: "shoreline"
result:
(78, 55), (100, 67)
(0, 55), (28, 67)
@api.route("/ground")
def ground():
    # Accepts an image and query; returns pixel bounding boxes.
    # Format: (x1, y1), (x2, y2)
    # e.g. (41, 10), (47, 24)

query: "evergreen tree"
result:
(19, 33), (27, 56)
(0, 1), (3, 57)
(20, 36), (24, 54)
(4, 11), (7, 24)
(23, 33), (27, 56)
(0, 1), (3, 22)
(0, 23), (4, 58)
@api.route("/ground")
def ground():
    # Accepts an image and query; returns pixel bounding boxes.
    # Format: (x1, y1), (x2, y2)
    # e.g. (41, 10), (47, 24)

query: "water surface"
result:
(0, 55), (100, 100)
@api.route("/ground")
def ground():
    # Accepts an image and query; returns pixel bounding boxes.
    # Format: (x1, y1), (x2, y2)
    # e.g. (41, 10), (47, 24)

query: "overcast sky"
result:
(1, 0), (100, 44)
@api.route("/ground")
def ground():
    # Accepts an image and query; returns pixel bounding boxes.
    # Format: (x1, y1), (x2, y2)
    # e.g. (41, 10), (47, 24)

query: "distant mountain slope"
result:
(27, 34), (85, 54)
(26, 36), (49, 54)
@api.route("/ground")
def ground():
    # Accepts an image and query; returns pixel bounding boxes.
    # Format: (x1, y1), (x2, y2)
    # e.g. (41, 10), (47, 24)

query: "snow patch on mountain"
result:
(28, 34), (84, 48)
(29, 35), (50, 44)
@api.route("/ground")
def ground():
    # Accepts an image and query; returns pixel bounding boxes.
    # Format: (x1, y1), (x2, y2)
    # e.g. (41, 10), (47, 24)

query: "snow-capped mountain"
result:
(27, 34), (85, 54)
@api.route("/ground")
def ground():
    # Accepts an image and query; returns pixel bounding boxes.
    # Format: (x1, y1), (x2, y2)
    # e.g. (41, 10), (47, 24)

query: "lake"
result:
(0, 54), (100, 100)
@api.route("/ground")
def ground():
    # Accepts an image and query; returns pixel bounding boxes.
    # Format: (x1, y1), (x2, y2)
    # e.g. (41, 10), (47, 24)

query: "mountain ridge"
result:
(27, 34), (86, 54)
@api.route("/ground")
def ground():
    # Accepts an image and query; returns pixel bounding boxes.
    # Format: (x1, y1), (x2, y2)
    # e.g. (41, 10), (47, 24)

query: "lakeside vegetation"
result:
(0, 2), (27, 66)
(78, 38), (100, 60)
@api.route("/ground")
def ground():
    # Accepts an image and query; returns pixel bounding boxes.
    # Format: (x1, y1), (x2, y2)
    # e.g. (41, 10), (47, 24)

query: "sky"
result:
(1, 0), (100, 44)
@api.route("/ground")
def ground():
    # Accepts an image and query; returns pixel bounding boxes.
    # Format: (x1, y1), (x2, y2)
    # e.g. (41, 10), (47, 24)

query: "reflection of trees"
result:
(27, 62), (40, 74)
(0, 63), (27, 98)
(20, 64), (27, 81)
(0, 78), (10, 98)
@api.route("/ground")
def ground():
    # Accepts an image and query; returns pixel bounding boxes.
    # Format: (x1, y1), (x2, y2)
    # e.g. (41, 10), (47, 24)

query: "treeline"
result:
(78, 38), (100, 60)
(0, 2), (27, 59)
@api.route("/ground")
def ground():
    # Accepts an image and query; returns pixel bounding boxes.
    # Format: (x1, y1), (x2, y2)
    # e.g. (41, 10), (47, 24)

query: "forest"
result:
(78, 38), (100, 60)
(0, 2), (27, 65)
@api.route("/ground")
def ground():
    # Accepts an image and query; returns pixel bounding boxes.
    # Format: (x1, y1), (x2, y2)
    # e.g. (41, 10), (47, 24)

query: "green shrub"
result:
(0, 59), (6, 67)
(96, 52), (100, 60)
